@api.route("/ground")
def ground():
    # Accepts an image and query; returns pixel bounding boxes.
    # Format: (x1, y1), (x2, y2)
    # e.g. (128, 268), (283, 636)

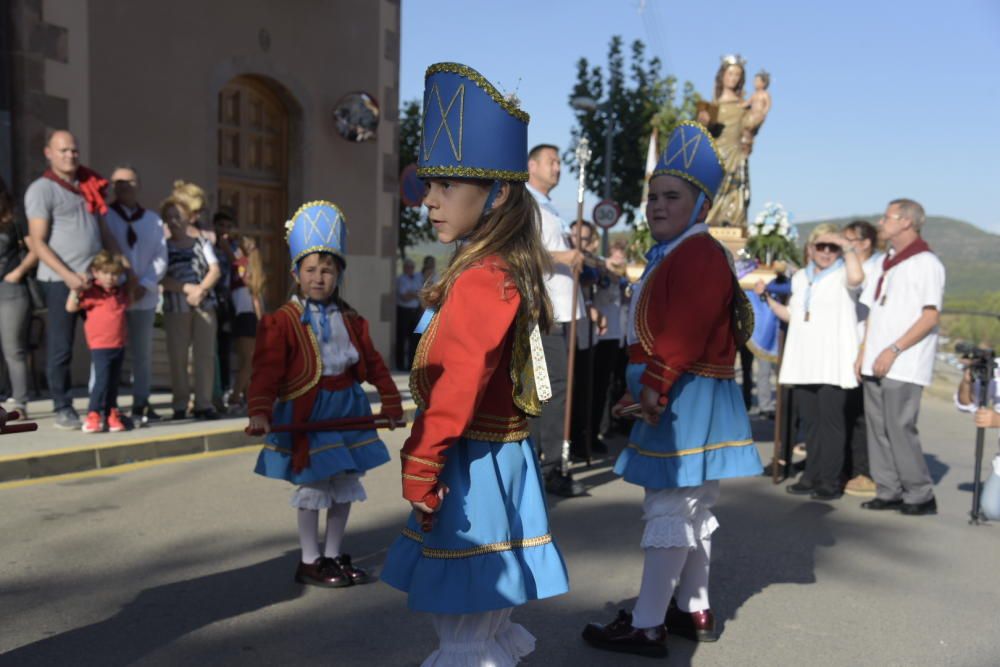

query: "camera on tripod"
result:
(955, 342), (996, 382)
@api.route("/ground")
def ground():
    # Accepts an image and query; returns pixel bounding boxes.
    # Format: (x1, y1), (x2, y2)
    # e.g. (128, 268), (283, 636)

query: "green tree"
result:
(565, 37), (700, 225)
(398, 99), (434, 258)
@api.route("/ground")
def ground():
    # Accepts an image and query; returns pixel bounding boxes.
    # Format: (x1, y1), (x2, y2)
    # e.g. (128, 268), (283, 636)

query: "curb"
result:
(0, 402), (418, 484)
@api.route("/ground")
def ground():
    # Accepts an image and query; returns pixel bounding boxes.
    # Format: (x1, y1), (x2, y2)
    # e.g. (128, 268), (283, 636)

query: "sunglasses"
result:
(813, 242), (842, 253)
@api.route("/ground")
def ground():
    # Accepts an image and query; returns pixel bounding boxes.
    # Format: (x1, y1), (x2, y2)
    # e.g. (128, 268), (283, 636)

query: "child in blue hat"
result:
(582, 123), (762, 658)
(380, 63), (569, 666)
(247, 200), (403, 589)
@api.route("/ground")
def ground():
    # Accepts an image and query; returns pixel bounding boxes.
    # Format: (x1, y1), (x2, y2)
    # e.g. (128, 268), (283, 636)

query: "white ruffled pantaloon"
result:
(631, 481), (719, 629)
(422, 609), (536, 667)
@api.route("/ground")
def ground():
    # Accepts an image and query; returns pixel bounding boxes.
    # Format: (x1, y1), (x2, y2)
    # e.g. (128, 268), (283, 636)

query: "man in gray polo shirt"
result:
(24, 130), (112, 429)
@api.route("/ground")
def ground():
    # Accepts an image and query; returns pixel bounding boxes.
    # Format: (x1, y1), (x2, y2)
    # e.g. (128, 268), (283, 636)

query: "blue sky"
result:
(400, 0), (1000, 232)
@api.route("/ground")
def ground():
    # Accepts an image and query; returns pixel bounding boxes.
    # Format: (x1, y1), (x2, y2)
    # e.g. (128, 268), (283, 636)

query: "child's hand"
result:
(975, 408), (1000, 429)
(246, 414), (270, 436)
(611, 392), (636, 419)
(640, 385), (667, 426)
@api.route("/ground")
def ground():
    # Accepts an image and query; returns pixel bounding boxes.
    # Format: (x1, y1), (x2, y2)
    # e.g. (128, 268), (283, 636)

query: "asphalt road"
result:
(1, 392), (998, 667)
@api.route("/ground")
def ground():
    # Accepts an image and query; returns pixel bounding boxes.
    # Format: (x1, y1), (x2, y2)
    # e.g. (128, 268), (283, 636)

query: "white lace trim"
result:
(290, 474), (366, 509)
(640, 511), (719, 549)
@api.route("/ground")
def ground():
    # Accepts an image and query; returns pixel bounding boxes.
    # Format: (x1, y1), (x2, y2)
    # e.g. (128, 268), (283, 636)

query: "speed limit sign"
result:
(592, 199), (621, 229)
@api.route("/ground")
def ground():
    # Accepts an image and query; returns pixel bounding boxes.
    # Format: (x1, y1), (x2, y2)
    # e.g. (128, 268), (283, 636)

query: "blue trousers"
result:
(89, 347), (124, 414)
(42, 280), (79, 411)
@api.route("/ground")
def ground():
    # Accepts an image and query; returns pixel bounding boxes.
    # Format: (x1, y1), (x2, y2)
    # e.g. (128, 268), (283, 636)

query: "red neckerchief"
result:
(42, 166), (109, 215)
(109, 202), (145, 222)
(873, 237), (931, 301)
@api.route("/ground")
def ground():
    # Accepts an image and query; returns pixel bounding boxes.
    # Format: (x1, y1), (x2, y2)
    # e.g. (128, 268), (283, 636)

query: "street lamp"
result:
(571, 94), (616, 252)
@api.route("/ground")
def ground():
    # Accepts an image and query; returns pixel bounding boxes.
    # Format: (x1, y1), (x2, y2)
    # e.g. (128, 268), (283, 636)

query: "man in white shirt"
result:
(526, 144), (585, 497)
(856, 199), (944, 516)
(103, 166), (168, 425)
(395, 258), (423, 370)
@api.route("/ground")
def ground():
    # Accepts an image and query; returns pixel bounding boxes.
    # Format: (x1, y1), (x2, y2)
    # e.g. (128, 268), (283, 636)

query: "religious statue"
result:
(696, 55), (771, 231)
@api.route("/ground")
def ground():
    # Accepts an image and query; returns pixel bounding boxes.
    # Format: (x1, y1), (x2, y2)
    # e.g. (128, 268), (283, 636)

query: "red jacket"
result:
(630, 233), (739, 398)
(400, 257), (528, 504)
(248, 300), (401, 471)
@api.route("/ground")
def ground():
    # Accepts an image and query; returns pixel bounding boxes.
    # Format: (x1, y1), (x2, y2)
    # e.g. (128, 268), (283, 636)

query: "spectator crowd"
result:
(0, 129), (972, 519)
(0, 129), (264, 431)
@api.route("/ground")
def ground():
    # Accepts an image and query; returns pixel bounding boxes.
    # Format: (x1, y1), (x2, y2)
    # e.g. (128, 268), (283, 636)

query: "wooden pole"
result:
(560, 139), (592, 475)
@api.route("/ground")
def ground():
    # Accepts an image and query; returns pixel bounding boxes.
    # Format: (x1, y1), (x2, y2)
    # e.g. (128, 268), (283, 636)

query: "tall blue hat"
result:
(284, 200), (347, 268)
(652, 121), (724, 200)
(417, 62), (529, 182)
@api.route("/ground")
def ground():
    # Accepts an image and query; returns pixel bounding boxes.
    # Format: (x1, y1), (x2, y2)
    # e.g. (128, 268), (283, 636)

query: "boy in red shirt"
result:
(67, 251), (131, 432)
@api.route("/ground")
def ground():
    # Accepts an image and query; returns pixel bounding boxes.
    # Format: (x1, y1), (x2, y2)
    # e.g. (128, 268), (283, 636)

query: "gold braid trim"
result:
(416, 165), (528, 182)
(400, 527), (553, 559)
(401, 452), (444, 469)
(408, 310), (440, 411)
(425, 63), (530, 123)
(463, 428), (530, 443)
(262, 436), (380, 455)
(277, 302), (322, 403)
(402, 473), (436, 483)
(625, 439), (755, 459)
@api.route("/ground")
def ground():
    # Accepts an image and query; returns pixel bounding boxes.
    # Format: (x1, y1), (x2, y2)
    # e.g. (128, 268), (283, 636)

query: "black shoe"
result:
(132, 405), (162, 427)
(899, 497), (937, 516)
(546, 469), (584, 497)
(861, 497), (904, 511)
(192, 408), (220, 421)
(785, 481), (815, 496)
(329, 554), (374, 585)
(810, 487), (843, 501)
(172, 409), (188, 420)
(582, 610), (668, 658)
(665, 599), (719, 642)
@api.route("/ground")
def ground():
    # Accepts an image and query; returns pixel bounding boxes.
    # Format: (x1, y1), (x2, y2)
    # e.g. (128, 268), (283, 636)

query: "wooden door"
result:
(217, 76), (289, 311)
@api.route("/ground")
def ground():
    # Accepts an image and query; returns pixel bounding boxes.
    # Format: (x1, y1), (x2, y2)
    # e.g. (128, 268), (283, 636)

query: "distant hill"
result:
(797, 216), (1000, 301)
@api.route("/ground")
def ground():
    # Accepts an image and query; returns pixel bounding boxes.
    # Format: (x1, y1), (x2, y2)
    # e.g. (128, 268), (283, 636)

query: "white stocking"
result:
(630, 546), (689, 630)
(675, 535), (712, 612)
(297, 509), (321, 563)
(324, 502), (351, 557)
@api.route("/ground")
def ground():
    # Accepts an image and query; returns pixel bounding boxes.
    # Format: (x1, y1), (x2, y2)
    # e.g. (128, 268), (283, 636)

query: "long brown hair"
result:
(239, 236), (266, 300)
(422, 181), (553, 331)
(713, 63), (745, 101)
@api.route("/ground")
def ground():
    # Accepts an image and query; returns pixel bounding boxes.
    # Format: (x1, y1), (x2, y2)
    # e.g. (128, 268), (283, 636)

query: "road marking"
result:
(0, 445), (261, 490)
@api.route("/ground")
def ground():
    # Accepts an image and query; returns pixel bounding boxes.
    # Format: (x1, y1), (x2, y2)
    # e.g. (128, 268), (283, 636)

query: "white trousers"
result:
(423, 609), (535, 667)
(631, 482), (719, 629)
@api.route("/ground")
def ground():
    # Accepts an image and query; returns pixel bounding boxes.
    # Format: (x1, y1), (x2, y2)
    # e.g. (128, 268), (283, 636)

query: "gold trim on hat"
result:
(416, 165), (528, 182)
(425, 62), (530, 123)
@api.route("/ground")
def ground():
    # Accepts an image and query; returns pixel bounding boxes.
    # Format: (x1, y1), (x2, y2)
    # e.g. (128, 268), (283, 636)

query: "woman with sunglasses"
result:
(755, 223), (864, 499)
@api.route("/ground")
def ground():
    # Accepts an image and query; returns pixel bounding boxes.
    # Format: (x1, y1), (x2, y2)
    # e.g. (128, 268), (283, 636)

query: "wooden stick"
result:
(561, 139), (592, 475)
(245, 414), (404, 436)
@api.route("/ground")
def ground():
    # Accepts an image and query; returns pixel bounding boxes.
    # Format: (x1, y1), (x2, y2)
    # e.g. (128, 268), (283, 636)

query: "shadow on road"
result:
(0, 551), (305, 667)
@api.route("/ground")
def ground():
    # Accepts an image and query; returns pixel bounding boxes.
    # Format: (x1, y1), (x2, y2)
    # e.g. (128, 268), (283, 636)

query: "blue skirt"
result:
(380, 437), (570, 614)
(254, 382), (391, 485)
(614, 363), (762, 489)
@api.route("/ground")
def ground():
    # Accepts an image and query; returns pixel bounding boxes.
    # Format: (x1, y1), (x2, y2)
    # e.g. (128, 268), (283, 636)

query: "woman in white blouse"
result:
(755, 223), (864, 500)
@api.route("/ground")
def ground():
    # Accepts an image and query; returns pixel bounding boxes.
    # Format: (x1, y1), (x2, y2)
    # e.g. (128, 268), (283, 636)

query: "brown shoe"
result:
(329, 554), (373, 585)
(665, 599), (719, 642)
(294, 557), (353, 588)
(582, 610), (668, 658)
(844, 475), (877, 497)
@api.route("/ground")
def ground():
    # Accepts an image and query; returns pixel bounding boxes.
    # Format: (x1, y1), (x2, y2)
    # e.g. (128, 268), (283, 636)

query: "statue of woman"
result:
(698, 55), (765, 230)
